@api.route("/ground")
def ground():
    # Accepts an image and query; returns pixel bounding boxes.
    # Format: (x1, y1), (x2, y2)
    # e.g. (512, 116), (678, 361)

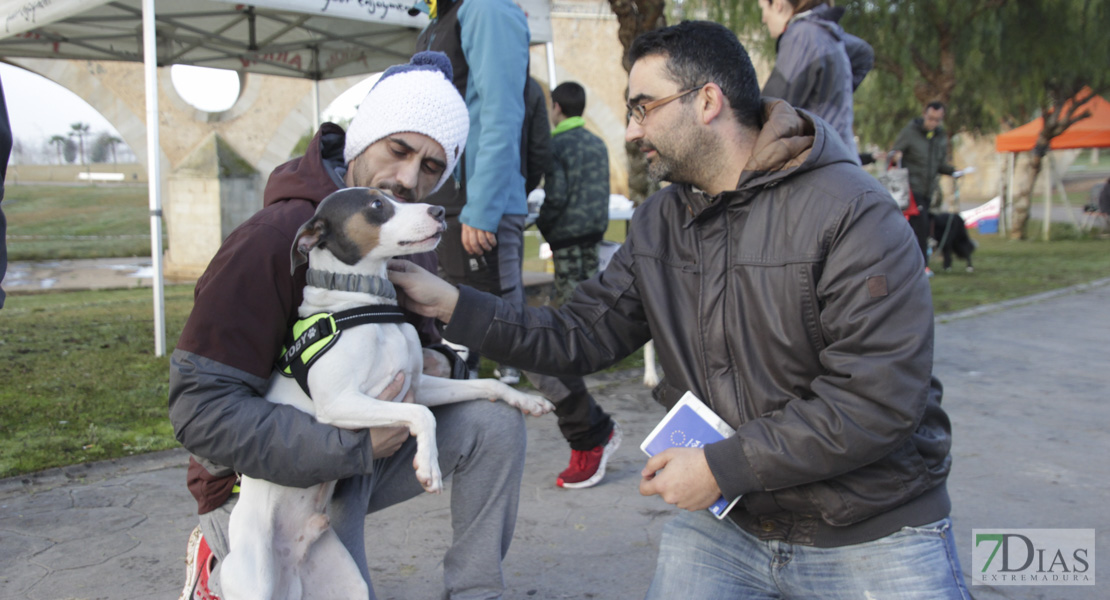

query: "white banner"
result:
(960, 196), (1002, 227)
(1, 0), (111, 36)
(209, 0), (429, 28)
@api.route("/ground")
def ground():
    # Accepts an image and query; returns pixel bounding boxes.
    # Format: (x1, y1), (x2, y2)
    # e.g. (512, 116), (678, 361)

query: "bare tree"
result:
(605, 0), (667, 205)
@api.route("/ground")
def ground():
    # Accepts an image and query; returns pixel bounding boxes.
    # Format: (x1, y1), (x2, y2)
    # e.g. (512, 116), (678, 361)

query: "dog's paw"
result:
(966, 266), (974, 273)
(415, 457), (443, 494)
(643, 372), (660, 388)
(502, 389), (555, 416)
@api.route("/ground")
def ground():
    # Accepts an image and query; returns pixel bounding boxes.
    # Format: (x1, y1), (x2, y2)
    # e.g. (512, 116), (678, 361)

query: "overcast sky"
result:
(0, 62), (376, 150)
(1, 62), (121, 142)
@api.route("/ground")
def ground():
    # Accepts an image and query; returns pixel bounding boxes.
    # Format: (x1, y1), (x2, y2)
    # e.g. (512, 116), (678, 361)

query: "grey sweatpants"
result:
(200, 398), (527, 600)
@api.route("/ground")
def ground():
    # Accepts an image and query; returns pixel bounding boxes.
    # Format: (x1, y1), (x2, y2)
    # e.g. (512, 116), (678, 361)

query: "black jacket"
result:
(444, 100), (952, 547)
(892, 117), (956, 207)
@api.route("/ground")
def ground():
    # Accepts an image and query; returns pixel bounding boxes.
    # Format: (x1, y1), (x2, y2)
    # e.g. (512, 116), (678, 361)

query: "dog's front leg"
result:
(314, 390), (443, 493)
(414, 375), (554, 416)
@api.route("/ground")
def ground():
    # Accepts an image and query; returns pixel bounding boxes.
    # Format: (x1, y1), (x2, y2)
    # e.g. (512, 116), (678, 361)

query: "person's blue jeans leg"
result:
(647, 510), (970, 599)
(647, 510), (780, 600)
(781, 517), (970, 599)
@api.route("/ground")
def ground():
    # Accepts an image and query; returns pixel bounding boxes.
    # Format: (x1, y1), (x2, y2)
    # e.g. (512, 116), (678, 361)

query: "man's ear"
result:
(290, 217), (328, 274)
(698, 83), (726, 125)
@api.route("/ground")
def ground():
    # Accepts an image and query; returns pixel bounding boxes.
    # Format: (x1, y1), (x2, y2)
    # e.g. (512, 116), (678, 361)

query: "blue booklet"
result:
(640, 391), (742, 519)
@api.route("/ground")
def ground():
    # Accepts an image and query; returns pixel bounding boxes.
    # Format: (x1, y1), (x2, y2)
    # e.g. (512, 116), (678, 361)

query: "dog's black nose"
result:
(428, 205), (446, 221)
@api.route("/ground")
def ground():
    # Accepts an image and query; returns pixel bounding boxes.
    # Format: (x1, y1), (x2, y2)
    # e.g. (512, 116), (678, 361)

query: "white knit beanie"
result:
(343, 51), (469, 193)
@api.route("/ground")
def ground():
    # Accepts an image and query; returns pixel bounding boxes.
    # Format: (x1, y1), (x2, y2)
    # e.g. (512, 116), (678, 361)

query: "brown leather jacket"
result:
(445, 100), (952, 547)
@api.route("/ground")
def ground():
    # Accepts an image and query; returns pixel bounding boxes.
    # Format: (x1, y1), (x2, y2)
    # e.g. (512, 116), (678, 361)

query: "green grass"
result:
(928, 226), (1110, 313)
(3, 184), (163, 260)
(0, 286), (194, 478)
(3, 179), (1110, 478)
(4, 230), (1107, 478)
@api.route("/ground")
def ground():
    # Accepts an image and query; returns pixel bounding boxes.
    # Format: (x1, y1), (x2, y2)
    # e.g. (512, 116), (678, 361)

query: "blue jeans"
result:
(647, 511), (970, 600)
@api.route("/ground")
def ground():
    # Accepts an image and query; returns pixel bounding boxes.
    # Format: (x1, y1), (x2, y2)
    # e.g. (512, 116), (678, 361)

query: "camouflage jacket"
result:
(538, 119), (610, 250)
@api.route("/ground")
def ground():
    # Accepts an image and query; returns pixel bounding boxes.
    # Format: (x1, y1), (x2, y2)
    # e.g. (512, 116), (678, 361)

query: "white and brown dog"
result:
(220, 187), (553, 600)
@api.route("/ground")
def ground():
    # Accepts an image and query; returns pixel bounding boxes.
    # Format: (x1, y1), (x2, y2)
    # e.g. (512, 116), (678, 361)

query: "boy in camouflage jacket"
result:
(538, 82), (611, 305)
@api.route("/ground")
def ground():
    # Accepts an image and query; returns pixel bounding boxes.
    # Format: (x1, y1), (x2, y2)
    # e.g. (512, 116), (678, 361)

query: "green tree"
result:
(993, 0), (1110, 239)
(63, 138), (78, 164)
(673, 0), (1011, 145)
(89, 133), (124, 164)
(69, 122), (91, 165)
(49, 135), (67, 165)
(839, 0), (1009, 145)
(605, 0), (667, 205)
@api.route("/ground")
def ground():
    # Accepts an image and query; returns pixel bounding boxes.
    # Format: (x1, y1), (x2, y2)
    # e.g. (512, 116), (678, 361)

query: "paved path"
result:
(2, 280), (1108, 599)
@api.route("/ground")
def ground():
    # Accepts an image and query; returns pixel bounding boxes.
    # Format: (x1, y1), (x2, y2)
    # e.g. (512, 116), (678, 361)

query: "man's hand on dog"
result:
(369, 372), (412, 459)
(388, 259), (460, 323)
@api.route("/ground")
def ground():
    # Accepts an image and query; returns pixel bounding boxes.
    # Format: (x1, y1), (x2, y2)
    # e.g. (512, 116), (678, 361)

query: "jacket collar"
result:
(678, 99), (858, 224)
(552, 116), (586, 137)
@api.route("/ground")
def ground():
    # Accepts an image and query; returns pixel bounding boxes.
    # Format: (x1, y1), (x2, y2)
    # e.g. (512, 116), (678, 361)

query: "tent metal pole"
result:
(1043, 151), (1052, 241)
(142, 0), (167, 357)
(312, 46), (321, 131)
(1006, 153), (1015, 235)
(545, 41), (556, 88)
(313, 79), (321, 131)
(1048, 154), (1080, 229)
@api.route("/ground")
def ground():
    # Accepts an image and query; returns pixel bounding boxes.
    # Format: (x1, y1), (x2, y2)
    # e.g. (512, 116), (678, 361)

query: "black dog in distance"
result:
(930, 213), (977, 272)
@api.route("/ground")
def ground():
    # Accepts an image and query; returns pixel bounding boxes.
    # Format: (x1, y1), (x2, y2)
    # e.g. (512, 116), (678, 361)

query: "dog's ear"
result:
(290, 217), (328, 275)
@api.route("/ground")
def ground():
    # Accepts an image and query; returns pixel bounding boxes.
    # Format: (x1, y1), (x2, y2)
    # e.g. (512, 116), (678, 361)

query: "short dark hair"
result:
(551, 82), (587, 117)
(629, 21), (762, 130)
(925, 101), (946, 113)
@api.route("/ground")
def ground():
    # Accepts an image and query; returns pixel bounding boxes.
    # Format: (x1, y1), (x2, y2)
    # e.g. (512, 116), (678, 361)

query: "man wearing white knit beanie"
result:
(171, 51), (528, 600)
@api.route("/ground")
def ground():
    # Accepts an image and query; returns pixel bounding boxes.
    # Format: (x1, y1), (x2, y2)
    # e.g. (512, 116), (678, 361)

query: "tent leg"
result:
(142, 0), (166, 357)
(545, 42), (557, 89)
(1048, 155), (1080, 229)
(1043, 152), (1052, 241)
(313, 79), (321, 132)
(1006, 152), (1015, 236)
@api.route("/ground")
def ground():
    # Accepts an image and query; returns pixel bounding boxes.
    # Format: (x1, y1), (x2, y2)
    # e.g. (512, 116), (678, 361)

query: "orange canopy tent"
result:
(993, 88), (1110, 240)
(995, 89), (1110, 152)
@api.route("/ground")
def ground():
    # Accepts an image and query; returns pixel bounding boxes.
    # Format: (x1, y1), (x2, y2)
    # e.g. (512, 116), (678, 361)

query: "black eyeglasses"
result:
(626, 86), (703, 124)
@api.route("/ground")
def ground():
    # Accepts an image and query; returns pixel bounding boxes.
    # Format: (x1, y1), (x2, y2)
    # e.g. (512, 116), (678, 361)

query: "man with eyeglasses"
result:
(389, 21), (968, 598)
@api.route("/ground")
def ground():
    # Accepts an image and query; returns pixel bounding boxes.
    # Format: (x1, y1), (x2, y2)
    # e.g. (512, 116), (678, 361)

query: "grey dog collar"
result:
(305, 269), (397, 300)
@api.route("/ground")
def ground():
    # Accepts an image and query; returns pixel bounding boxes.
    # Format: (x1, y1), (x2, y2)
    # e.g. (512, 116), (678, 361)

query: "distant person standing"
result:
(416, 0), (529, 385)
(1098, 176), (1110, 214)
(891, 101), (958, 273)
(524, 79), (621, 490)
(417, 0), (621, 488)
(759, 0), (873, 162)
(538, 81), (611, 306)
(1, 74), (11, 309)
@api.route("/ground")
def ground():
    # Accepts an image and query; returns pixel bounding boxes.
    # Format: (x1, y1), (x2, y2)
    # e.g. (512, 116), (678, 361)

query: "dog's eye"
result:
(370, 200), (383, 210)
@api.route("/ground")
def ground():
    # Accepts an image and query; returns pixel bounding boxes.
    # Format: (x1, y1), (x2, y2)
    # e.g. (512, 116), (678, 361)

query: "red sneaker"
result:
(557, 421), (622, 489)
(178, 526), (220, 600)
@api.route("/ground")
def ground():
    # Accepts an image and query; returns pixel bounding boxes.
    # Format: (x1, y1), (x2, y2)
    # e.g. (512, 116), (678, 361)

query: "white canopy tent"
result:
(0, 0), (553, 355)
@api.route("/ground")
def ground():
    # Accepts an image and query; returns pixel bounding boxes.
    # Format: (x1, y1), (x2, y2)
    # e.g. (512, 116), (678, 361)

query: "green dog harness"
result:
(276, 305), (407, 397)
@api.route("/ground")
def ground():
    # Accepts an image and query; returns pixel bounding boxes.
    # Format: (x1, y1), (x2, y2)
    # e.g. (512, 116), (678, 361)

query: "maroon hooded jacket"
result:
(172, 123), (442, 513)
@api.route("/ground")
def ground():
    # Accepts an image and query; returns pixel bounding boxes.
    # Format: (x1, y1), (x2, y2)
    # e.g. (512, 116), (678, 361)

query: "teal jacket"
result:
(417, 0), (529, 232)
